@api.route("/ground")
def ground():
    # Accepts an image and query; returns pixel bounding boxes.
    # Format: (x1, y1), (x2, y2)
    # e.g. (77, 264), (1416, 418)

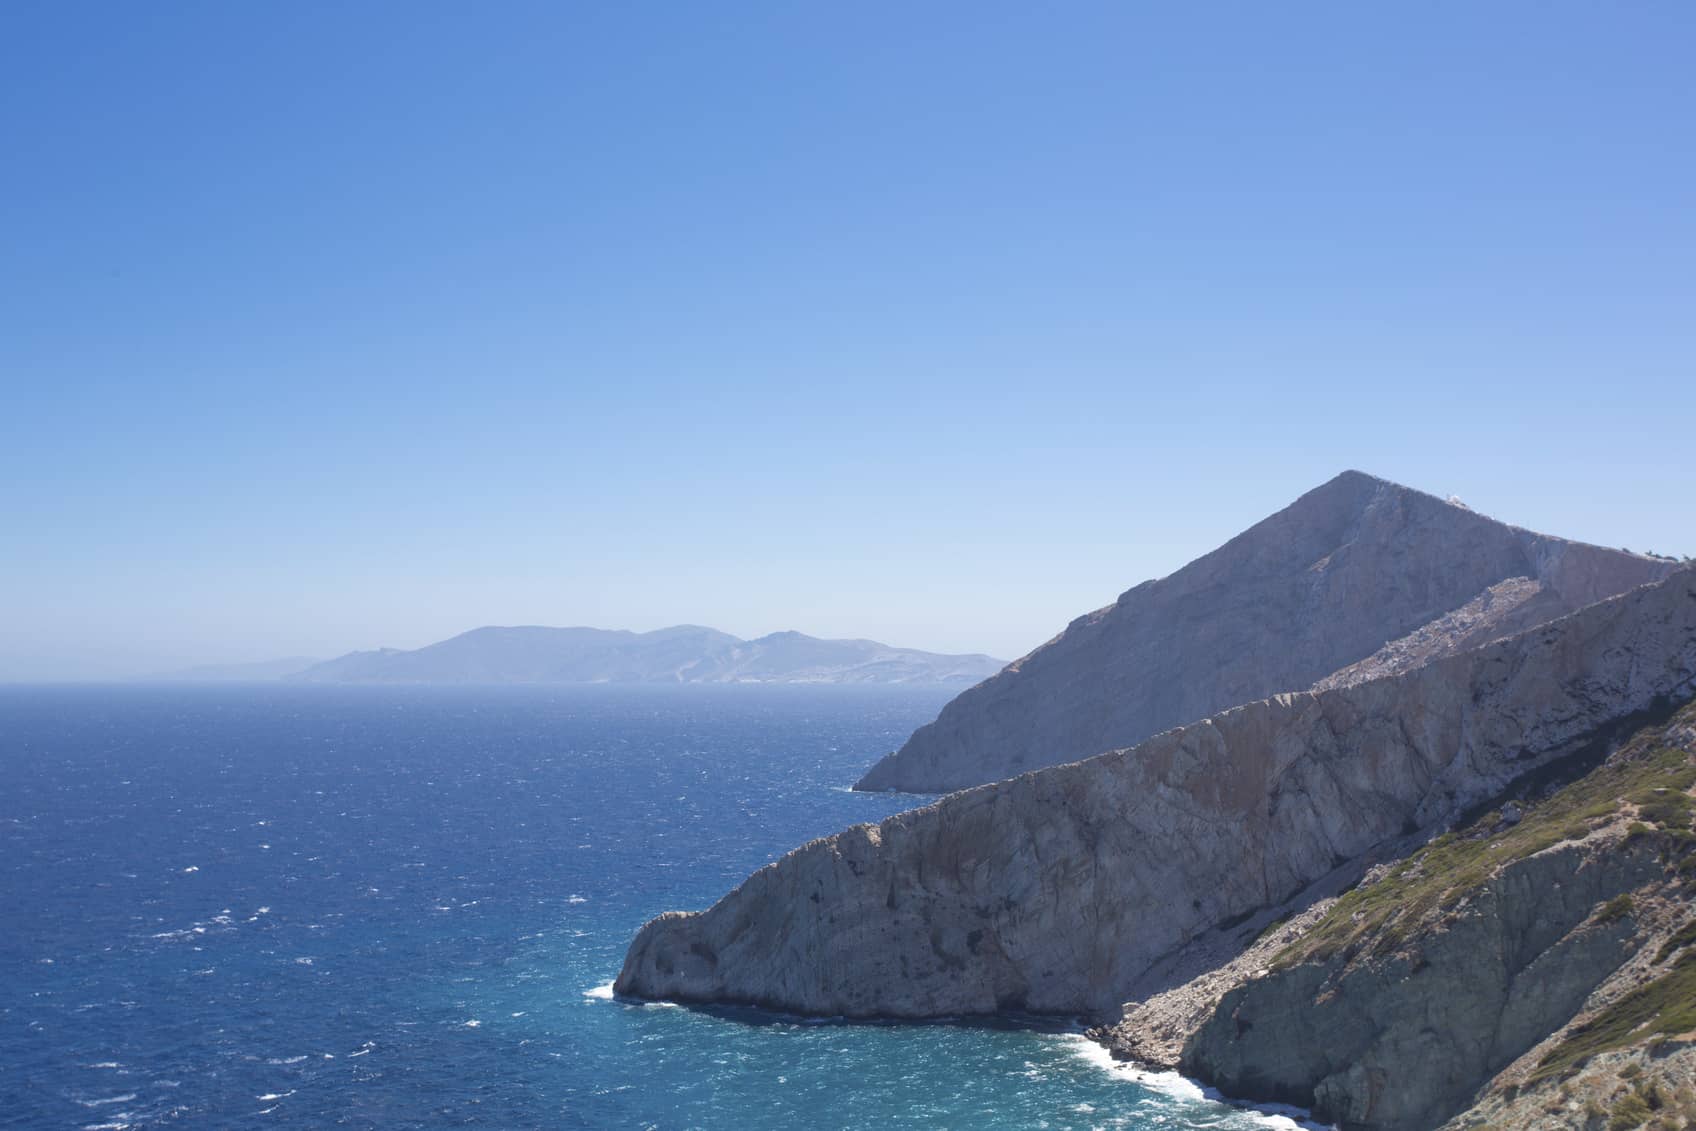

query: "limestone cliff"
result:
(856, 471), (1675, 793)
(1105, 700), (1696, 1131)
(615, 568), (1696, 1021)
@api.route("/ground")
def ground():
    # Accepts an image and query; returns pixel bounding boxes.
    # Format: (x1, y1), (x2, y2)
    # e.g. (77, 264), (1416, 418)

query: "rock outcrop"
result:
(856, 471), (1675, 793)
(1185, 842), (1658, 1130)
(1143, 702), (1696, 1131)
(615, 568), (1696, 1020)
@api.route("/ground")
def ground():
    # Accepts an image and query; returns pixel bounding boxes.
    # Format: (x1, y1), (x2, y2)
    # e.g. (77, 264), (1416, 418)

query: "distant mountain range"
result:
(166, 626), (1004, 686)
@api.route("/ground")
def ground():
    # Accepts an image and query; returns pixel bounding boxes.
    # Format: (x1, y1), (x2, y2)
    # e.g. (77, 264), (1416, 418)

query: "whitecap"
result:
(567, 895), (588, 904)
(583, 982), (615, 1000)
(1060, 1034), (1332, 1129)
(255, 1091), (293, 1101)
(181, 866), (199, 874)
(77, 1094), (137, 1107)
(293, 957), (314, 966)
(265, 1056), (307, 1065)
(462, 1019), (481, 1028)
(347, 1041), (375, 1057)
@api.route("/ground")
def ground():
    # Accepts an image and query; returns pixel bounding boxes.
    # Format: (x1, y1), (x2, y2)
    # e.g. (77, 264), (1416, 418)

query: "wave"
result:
(1059, 1035), (1334, 1130)
(582, 981), (616, 1000)
(76, 1095), (137, 1107)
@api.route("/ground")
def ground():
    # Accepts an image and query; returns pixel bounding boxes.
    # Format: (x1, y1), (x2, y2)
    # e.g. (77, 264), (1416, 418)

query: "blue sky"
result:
(3, 2), (1693, 678)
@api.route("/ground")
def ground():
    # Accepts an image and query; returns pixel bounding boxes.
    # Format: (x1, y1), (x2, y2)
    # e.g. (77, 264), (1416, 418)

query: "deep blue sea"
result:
(1, 684), (1312, 1130)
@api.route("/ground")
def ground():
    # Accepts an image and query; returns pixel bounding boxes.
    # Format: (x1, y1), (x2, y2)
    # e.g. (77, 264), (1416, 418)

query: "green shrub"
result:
(1532, 951), (1696, 1083)
(1595, 894), (1636, 924)
(1655, 919), (1696, 964)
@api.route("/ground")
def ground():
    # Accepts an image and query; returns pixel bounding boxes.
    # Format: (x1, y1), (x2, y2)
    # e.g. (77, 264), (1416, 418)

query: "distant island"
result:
(162, 626), (1005, 686)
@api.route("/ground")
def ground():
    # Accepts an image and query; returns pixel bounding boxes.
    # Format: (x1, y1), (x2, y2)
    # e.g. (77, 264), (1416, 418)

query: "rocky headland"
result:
(616, 474), (1696, 1130)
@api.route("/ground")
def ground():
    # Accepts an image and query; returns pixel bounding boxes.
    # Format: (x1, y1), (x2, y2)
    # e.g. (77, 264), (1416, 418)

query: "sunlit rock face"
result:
(616, 568), (1696, 1020)
(856, 470), (1676, 794)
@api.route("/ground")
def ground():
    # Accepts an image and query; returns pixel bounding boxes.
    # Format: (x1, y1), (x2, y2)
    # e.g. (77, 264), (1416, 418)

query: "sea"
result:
(0, 683), (1319, 1130)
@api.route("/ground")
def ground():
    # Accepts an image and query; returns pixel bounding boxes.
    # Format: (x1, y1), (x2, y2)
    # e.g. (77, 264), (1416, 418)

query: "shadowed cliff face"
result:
(615, 569), (1696, 1019)
(1164, 702), (1696, 1131)
(856, 471), (1676, 793)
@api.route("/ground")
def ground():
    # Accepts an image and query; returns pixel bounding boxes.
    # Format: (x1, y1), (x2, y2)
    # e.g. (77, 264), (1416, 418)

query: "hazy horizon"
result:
(5, 5), (1694, 680)
(12, 468), (1692, 682)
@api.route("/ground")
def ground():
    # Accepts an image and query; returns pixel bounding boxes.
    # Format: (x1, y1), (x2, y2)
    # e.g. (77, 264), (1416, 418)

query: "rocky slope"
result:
(291, 625), (1003, 685)
(1093, 699), (1696, 1131)
(856, 471), (1675, 793)
(615, 567), (1696, 1022)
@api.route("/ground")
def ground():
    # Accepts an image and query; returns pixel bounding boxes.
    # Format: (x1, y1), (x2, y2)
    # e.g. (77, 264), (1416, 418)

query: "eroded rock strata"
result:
(1102, 701), (1696, 1131)
(617, 568), (1696, 1028)
(857, 471), (1675, 793)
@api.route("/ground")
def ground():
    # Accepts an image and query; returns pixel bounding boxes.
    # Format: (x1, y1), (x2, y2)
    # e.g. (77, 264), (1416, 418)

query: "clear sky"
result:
(3, 2), (1693, 679)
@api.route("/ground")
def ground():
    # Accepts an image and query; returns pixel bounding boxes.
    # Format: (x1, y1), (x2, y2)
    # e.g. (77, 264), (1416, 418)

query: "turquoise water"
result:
(1, 684), (1313, 1129)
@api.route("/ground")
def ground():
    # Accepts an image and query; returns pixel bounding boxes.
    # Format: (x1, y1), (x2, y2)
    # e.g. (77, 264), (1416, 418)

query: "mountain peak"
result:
(857, 476), (1678, 792)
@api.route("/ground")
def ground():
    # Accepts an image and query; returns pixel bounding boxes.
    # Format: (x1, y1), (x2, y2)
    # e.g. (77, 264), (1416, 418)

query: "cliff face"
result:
(1161, 704), (1696, 1131)
(856, 472), (1675, 793)
(1186, 843), (1657, 1130)
(615, 568), (1696, 1020)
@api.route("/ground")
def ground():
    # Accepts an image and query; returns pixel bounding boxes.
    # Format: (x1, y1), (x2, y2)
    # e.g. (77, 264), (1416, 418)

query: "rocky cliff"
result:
(1095, 699), (1696, 1131)
(616, 567), (1696, 1022)
(856, 471), (1675, 793)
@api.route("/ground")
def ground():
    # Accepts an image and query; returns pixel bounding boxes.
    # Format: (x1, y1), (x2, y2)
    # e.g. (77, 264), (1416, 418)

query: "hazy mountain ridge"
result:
(289, 625), (1003, 686)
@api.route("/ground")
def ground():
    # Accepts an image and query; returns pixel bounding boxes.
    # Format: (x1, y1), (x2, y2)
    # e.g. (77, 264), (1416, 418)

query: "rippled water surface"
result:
(2, 684), (1310, 1129)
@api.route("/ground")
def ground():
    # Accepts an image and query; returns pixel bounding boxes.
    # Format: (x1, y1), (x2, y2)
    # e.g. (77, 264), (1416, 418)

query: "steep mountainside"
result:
(1096, 700), (1696, 1131)
(291, 625), (1002, 685)
(615, 568), (1696, 1021)
(857, 471), (1675, 792)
